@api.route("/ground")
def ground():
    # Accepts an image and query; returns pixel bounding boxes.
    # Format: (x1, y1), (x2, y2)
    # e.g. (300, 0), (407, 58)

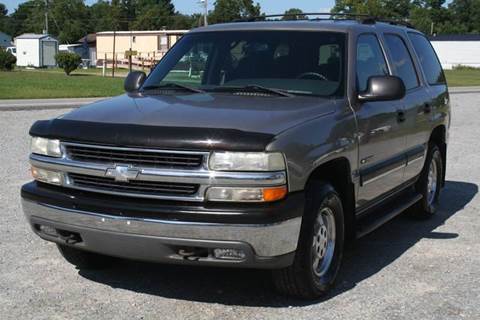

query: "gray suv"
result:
(22, 16), (450, 299)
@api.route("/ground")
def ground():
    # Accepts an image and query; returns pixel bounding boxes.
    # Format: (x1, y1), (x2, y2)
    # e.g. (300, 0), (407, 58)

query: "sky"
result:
(3, 0), (336, 15)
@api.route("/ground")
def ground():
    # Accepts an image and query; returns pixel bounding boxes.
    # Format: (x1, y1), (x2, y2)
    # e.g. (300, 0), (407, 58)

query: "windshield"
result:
(144, 31), (346, 97)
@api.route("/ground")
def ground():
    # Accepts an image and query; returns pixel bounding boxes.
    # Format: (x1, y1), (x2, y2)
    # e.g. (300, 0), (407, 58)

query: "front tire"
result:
(57, 244), (115, 270)
(412, 143), (443, 218)
(272, 181), (344, 299)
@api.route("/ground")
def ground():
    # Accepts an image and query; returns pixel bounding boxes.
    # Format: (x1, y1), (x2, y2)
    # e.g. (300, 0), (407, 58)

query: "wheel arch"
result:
(305, 157), (356, 242)
(429, 125), (447, 187)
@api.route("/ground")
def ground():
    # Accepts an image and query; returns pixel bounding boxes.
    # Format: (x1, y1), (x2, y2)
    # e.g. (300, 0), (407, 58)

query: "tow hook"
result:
(177, 248), (208, 261)
(58, 231), (82, 245)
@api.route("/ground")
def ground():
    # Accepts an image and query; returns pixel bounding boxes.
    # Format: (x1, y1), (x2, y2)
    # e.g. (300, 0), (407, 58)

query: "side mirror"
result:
(124, 71), (146, 93)
(358, 75), (406, 102)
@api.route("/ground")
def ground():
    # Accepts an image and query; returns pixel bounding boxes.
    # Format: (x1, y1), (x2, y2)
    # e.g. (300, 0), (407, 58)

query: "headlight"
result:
(31, 137), (62, 157)
(206, 186), (287, 202)
(209, 152), (285, 171)
(31, 166), (63, 185)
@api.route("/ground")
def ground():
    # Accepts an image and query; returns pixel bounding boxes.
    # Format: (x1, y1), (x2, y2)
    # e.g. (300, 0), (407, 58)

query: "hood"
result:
(30, 93), (336, 151)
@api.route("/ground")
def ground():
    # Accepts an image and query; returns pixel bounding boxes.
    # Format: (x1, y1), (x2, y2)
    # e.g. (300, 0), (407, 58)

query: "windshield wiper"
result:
(142, 83), (205, 93)
(209, 85), (294, 97)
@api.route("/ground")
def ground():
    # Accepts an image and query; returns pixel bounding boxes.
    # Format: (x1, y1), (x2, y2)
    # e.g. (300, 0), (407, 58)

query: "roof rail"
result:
(233, 12), (415, 29)
(236, 12), (371, 22)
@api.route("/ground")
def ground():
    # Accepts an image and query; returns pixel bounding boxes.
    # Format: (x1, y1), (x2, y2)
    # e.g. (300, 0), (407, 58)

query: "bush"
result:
(452, 64), (480, 71)
(55, 52), (82, 75)
(0, 49), (16, 71)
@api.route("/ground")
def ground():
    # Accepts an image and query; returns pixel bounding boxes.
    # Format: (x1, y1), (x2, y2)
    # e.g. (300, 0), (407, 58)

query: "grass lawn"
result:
(444, 68), (480, 87)
(32, 67), (130, 77)
(0, 70), (124, 99)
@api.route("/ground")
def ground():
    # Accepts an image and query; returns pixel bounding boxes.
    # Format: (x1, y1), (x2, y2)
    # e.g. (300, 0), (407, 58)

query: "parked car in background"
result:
(21, 15), (450, 299)
(6, 46), (16, 57)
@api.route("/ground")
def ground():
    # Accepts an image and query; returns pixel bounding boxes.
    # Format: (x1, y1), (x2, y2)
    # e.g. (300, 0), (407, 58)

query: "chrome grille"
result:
(68, 173), (199, 197)
(65, 144), (204, 169)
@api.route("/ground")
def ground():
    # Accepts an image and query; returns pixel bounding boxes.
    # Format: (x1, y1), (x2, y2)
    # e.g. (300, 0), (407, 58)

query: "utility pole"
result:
(44, 0), (49, 34)
(200, 0), (208, 26)
(112, 30), (116, 78)
(128, 30), (132, 72)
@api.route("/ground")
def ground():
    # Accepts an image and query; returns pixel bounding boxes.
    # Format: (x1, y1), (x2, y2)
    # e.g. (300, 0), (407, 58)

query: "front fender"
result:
(266, 106), (358, 192)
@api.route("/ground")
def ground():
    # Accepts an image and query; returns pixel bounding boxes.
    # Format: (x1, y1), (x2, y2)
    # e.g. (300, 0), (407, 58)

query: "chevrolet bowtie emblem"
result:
(105, 165), (140, 182)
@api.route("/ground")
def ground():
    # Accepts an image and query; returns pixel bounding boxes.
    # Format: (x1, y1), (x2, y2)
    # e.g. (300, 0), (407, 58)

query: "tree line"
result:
(0, 0), (479, 44)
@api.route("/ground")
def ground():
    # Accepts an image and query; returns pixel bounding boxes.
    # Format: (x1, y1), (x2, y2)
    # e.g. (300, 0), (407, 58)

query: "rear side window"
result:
(384, 34), (419, 90)
(408, 33), (446, 85)
(356, 34), (389, 92)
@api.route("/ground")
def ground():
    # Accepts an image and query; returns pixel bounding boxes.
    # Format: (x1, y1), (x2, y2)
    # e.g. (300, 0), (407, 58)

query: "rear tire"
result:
(272, 181), (344, 299)
(57, 244), (115, 270)
(411, 143), (443, 218)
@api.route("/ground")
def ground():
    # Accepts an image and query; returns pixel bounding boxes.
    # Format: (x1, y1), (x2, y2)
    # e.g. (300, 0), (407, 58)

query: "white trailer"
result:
(429, 35), (480, 70)
(14, 34), (58, 68)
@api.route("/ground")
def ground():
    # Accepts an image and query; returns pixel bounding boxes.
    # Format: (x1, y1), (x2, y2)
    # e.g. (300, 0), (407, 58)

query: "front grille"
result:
(65, 145), (204, 169)
(68, 173), (199, 197)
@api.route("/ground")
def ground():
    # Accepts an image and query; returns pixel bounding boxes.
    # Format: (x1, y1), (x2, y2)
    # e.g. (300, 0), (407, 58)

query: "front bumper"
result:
(21, 184), (303, 268)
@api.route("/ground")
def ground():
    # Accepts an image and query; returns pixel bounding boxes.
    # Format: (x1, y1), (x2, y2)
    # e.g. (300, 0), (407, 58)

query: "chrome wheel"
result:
(312, 207), (336, 277)
(427, 158), (438, 206)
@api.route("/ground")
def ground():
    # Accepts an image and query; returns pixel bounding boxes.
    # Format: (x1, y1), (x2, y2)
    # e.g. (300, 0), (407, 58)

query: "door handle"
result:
(370, 125), (392, 135)
(423, 103), (432, 114)
(397, 110), (406, 123)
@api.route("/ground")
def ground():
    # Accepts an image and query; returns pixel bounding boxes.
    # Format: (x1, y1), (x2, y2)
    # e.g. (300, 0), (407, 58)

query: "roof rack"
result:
(234, 12), (415, 29)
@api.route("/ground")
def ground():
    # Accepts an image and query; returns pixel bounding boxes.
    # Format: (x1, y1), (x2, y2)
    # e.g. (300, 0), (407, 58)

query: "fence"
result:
(96, 50), (169, 72)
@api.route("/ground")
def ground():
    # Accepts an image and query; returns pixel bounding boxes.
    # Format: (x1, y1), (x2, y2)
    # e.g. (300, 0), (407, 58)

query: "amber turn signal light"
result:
(263, 186), (288, 202)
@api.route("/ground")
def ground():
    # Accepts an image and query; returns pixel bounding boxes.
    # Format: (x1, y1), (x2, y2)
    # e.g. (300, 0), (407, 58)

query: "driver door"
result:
(354, 33), (406, 209)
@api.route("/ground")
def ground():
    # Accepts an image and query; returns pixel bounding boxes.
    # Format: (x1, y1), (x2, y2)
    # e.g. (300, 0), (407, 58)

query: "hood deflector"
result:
(29, 119), (275, 151)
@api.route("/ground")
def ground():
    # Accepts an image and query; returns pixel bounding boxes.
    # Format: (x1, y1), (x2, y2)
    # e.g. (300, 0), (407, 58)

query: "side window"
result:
(384, 34), (419, 90)
(408, 33), (446, 85)
(356, 34), (389, 92)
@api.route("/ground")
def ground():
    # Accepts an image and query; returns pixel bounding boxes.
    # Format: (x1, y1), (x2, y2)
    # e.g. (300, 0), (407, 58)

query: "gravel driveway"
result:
(1, 93), (479, 319)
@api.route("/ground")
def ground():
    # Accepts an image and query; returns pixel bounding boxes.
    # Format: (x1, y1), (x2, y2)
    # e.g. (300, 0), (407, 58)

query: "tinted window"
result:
(144, 31), (346, 97)
(356, 34), (389, 92)
(408, 33), (446, 85)
(384, 34), (419, 90)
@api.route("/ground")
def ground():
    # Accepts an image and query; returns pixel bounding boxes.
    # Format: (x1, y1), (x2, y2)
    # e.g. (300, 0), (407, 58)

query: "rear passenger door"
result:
(355, 33), (406, 207)
(406, 32), (448, 179)
(382, 33), (432, 181)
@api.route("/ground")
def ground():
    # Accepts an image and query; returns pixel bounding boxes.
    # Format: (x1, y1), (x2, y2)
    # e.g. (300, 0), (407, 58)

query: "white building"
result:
(14, 34), (59, 67)
(0, 31), (12, 48)
(429, 35), (480, 70)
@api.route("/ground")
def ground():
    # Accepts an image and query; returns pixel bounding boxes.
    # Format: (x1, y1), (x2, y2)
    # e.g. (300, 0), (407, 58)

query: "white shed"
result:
(429, 35), (480, 70)
(14, 34), (59, 67)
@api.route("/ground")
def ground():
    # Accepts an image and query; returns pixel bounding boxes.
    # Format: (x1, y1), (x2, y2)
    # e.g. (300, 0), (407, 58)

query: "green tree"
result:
(0, 48), (16, 71)
(0, 3), (8, 33)
(410, 0), (455, 34)
(448, 0), (480, 33)
(209, 0), (261, 24)
(47, 0), (90, 43)
(130, 0), (175, 30)
(282, 8), (306, 20)
(331, 0), (410, 18)
(4, 0), (89, 43)
(88, 0), (129, 32)
(0, 3), (6, 16)
(7, 1), (44, 36)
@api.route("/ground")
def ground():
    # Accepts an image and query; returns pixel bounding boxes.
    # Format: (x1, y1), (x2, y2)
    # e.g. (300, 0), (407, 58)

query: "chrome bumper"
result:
(22, 199), (301, 265)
